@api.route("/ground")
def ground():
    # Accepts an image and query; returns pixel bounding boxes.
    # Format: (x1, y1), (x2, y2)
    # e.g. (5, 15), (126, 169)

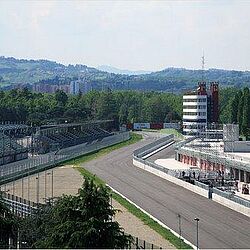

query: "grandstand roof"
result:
(0, 124), (29, 131)
(40, 120), (113, 130)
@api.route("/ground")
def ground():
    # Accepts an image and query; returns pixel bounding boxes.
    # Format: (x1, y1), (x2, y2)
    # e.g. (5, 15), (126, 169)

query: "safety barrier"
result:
(134, 134), (174, 158)
(0, 132), (130, 185)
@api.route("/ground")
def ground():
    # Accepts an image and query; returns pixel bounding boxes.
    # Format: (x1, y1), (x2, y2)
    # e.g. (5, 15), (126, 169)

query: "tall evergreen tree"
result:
(231, 91), (240, 123)
(0, 193), (18, 248)
(237, 90), (244, 133)
(241, 87), (250, 137)
(19, 178), (132, 249)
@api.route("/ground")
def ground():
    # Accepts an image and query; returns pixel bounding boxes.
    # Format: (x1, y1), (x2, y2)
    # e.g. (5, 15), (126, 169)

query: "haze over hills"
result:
(0, 56), (250, 93)
(97, 65), (152, 75)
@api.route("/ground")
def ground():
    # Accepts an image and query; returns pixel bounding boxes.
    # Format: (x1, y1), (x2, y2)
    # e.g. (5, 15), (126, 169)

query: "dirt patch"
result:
(4, 165), (175, 249)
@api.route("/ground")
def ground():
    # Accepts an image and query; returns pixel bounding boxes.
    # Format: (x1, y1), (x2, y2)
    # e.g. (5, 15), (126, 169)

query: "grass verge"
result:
(75, 167), (192, 249)
(73, 135), (192, 250)
(141, 128), (184, 139)
(65, 132), (142, 166)
(160, 128), (184, 139)
(112, 191), (192, 249)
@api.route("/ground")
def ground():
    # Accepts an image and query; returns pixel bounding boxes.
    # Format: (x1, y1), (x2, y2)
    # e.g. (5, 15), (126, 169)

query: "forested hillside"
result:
(1, 56), (250, 92)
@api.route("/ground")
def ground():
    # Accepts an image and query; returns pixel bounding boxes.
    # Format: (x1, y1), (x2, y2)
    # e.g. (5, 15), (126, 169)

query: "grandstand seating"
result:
(35, 126), (112, 153)
(0, 133), (28, 166)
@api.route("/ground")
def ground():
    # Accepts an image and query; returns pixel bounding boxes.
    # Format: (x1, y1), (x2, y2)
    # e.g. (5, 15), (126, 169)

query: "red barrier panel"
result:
(126, 123), (133, 130)
(150, 123), (163, 130)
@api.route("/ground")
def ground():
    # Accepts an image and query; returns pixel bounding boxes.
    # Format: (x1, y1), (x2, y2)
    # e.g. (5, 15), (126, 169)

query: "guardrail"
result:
(133, 134), (180, 179)
(174, 136), (197, 150)
(0, 132), (130, 185)
(134, 134), (174, 158)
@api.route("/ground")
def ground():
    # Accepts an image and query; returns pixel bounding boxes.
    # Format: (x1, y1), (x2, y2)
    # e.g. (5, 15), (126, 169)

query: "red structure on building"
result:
(209, 82), (219, 123)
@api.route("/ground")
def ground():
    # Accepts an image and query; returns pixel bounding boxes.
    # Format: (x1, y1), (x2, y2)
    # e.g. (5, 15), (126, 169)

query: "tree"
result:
(0, 193), (18, 248)
(241, 87), (250, 137)
(19, 178), (132, 249)
(55, 90), (68, 106)
(231, 91), (240, 123)
(237, 90), (244, 133)
(118, 103), (128, 124)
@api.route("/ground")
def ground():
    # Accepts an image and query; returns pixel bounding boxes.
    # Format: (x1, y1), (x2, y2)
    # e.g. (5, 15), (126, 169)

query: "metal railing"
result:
(194, 180), (209, 190)
(1, 192), (39, 216)
(128, 235), (162, 249)
(0, 132), (130, 185)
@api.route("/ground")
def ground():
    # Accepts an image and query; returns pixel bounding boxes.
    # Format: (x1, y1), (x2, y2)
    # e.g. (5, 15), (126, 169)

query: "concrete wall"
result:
(224, 141), (250, 152)
(133, 159), (208, 198)
(133, 158), (250, 217)
(223, 124), (239, 142)
(213, 193), (250, 217)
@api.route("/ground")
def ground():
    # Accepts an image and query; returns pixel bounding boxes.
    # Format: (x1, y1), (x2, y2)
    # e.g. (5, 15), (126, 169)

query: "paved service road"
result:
(82, 136), (250, 249)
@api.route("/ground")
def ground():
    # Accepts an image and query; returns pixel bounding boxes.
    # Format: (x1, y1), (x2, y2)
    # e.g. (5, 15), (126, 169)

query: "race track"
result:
(82, 135), (250, 249)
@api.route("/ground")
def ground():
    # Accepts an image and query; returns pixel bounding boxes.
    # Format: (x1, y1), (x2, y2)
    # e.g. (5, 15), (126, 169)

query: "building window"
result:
(183, 112), (198, 116)
(183, 119), (207, 123)
(183, 112), (206, 116)
(183, 98), (206, 102)
(183, 105), (198, 109)
(183, 105), (206, 109)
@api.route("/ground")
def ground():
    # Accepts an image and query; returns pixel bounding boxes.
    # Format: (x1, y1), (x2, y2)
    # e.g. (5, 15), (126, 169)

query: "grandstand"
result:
(0, 121), (114, 162)
(0, 124), (28, 165)
(34, 122), (113, 153)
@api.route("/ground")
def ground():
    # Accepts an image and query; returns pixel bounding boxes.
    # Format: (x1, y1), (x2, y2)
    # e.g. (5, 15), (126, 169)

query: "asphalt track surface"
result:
(82, 134), (250, 249)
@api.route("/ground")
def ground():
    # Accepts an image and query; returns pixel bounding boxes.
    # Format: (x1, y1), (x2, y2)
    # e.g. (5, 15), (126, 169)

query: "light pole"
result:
(12, 181), (15, 196)
(21, 174), (24, 198)
(194, 218), (200, 250)
(51, 170), (54, 204)
(45, 171), (53, 203)
(45, 170), (47, 202)
(36, 174), (39, 205)
(27, 174), (30, 201)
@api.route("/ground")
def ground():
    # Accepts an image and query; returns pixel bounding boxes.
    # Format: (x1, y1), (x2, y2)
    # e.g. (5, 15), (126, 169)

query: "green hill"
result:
(0, 56), (250, 92)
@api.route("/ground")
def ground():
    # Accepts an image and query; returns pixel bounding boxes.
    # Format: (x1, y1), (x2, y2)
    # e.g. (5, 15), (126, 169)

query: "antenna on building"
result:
(201, 51), (205, 82)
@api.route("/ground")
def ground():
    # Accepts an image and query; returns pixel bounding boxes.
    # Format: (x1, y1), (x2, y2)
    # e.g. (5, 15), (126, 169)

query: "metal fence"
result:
(127, 234), (162, 249)
(1, 192), (38, 216)
(0, 132), (130, 185)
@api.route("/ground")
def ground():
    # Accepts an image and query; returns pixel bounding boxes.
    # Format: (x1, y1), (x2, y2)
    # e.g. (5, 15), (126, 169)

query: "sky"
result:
(0, 0), (250, 71)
